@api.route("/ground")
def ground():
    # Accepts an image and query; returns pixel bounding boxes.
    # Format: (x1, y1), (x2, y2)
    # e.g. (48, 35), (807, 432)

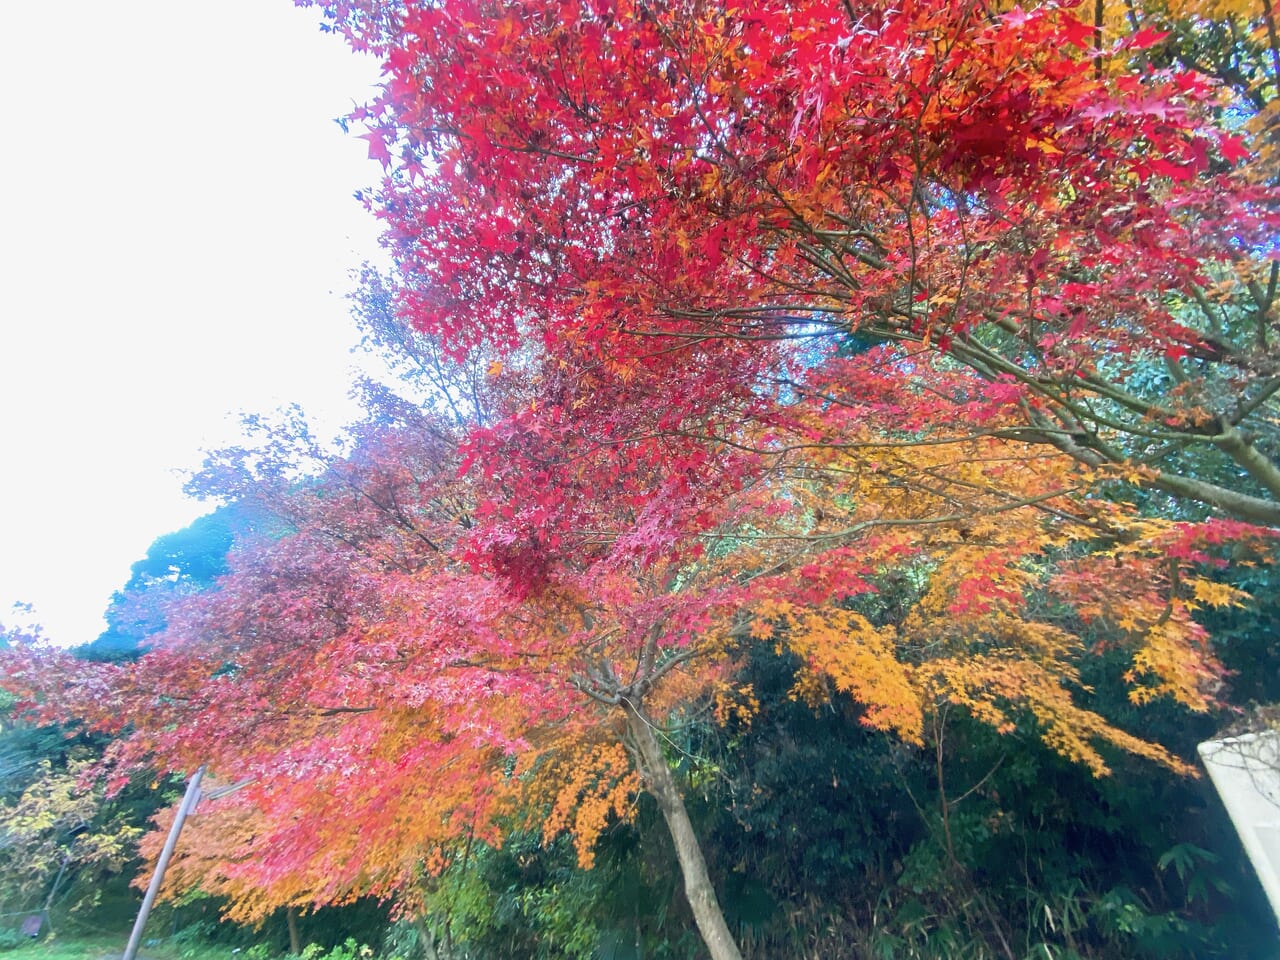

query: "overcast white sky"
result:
(0, 1), (387, 645)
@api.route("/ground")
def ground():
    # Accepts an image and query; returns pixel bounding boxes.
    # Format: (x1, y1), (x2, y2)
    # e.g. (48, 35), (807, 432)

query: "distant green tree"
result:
(78, 504), (256, 662)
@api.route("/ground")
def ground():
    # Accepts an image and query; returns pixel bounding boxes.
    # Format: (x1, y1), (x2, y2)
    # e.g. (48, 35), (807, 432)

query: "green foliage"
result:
(643, 640), (1275, 959)
(0, 928), (28, 952)
(0, 698), (153, 923)
(0, 717), (68, 803)
(0, 933), (234, 960)
(292, 938), (382, 960)
(0, 755), (145, 921)
(411, 836), (619, 959)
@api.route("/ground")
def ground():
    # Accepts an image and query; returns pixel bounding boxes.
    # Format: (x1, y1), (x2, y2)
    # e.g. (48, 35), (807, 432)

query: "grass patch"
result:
(2, 934), (240, 960)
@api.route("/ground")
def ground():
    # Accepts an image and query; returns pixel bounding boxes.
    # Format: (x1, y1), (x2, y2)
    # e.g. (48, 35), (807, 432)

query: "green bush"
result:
(0, 929), (28, 953)
(290, 938), (393, 960)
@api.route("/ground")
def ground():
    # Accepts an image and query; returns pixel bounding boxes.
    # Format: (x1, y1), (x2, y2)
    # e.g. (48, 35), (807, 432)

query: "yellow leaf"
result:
(1190, 578), (1244, 609)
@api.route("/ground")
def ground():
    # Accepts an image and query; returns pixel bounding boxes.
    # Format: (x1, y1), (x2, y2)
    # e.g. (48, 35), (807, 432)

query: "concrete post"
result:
(122, 766), (206, 960)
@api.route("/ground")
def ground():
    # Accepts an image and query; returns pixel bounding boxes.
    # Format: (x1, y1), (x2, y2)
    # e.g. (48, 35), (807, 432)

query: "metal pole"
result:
(122, 766), (206, 960)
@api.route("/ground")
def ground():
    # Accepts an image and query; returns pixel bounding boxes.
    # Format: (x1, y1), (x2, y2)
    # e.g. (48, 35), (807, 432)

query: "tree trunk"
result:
(286, 907), (302, 956)
(414, 916), (442, 960)
(622, 701), (744, 960)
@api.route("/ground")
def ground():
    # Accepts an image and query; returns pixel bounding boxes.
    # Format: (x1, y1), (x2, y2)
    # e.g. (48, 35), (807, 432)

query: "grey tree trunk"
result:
(622, 701), (744, 960)
(286, 907), (302, 956)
